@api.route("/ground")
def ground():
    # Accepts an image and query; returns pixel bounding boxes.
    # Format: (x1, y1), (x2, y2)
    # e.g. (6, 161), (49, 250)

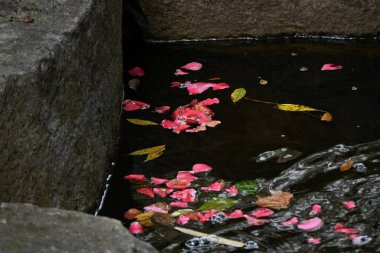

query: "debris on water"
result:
(244, 241), (259, 249)
(352, 86), (358, 91)
(128, 78), (140, 90)
(300, 66), (308, 72)
(321, 63), (343, 71)
(251, 208), (274, 218)
(256, 190), (293, 209)
(282, 217), (299, 226)
(297, 217), (324, 231)
(171, 81), (230, 95)
(291, 52), (298, 56)
(352, 235), (372, 246)
(335, 223), (360, 234)
(185, 237), (213, 249)
(352, 162), (367, 173)
(259, 79), (268, 85)
(128, 67), (145, 77)
(210, 212), (228, 224)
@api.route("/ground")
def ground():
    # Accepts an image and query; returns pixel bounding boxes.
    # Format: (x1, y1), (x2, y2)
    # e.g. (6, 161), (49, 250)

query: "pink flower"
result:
(342, 201), (356, 210)
(180, 62), (202, 71)
(129, 221), (144, 234)
(176, 215), (190, 225)
(176, 171), (198, 182)
(251, 208), (274, 218)
(201, 181), (223, 191)
(136, 188), (154, 198)
(307, 238), (321, 244)
(166, 179), (192, 189)
(153, 188), (173, 198)
(321, 63), (343, 71)
(224, 185), (238, 197)
(225, 210), (244, 219)
(335, 223), (360, 234)
(175, 69), (188, 76)
(244, 215), (270, 226)
(124, 174), (146, 182)
(282, 217), (299, 226)
(192, 163), (213, 173)
(297, 217), (324, 231)
(128, 67), (144, 77)
(309, 204), (322, 216)
(151, 177), (169, 185)
(170, 189), (197, 203)
(123, 99), (150, 111)
(155, 106), (170, 114)
(170, 201), (188, 208)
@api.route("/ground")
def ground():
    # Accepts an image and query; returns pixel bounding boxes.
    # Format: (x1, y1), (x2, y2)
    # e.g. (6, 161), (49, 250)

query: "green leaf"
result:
(144, 150), (164, 162)
(127, 118), (158, 126)
(231, 88), (246, 103)
(276, 104), (319, 112)
(235, 181), (258, 195)
(197, 197), (237, 211)
(128, 145), (166, 156)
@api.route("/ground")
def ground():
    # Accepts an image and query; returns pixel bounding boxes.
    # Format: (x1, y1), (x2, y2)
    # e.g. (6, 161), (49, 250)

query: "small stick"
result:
(174, 226), (245, 248)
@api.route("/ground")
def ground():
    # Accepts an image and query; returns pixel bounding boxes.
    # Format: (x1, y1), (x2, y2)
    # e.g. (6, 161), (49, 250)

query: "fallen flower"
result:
(307, 238), (321, 245)
(155, 106), (170, 114)
(129, 221), (144, 234)
(321, 63), (343, 71)
(136, 187), (154, 198)
(309, 204), (322, 216)
(201, 180), (224, 192)
(151, 177), (169, 185)
(342, 201), (356, 210)
(251, 208), (274, 218)
(282, 217), (299, 226)
(124, 174), (146, 182)
(166, 179), (192, 189)
(128, 67), (145, 77)
(180, 62), (202, 71)
(244, 214), (270, 226)
(123, 99), (150, 111)
(170, 201), (188, 208)
(153, 188), (174, 198)
(297, 217), (324, 231)
(335, 223), (360, 234)
(192, 163), (213, 173)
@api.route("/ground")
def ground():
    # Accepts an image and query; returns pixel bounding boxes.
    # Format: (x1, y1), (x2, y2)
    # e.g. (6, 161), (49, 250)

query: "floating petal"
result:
(307, 238), (321, 244)
(335, 223), (360, 234)
(251, 208), (274, 218)
(224, 185), (238, 197)
(192, 163), (213, 173)
(124, 208), (142, 220)
(177, 171), (198, 182)
(128, 67), (145, 77)
(170, 189), (197, 202)
(151, 177), (169, 185)
(123, 99), (150, 111)
(181, 62), (202, 71)
(124, 174), (146, 182)
(225, 210), (244, 219)
(321, 63), (343, 71)
(129, 221), (144, 234)
(153, 188), (173, 198)
(342, 201), (356, 210)
(136, 187), (154, 198)
(175, 69), (188, 76)
(297, 217), (324, 231)
(309, 204), (322, 216)
(244, 215), (270, 226)
(282, 217), (299, 226)
(176, 215), (190, 225)
(201, 180), (224, 191)
(144, 202), (170, 214)
(155, 106), (170, 114)
(166, 179), (192, 189)
(170, 201), (188, 208)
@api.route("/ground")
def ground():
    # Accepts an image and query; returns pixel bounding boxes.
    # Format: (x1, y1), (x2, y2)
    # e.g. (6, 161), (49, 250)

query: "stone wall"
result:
(0, 0), (123, 211)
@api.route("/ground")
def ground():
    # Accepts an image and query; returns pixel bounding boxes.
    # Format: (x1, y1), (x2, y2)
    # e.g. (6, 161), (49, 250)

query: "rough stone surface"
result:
(0, 203), (158, 253)
(130, 0), (380, 40)
(0, 0), (123, 211)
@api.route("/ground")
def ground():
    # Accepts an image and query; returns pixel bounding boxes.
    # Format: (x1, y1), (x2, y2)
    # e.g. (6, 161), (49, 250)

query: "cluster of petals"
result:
(170, 189), (197, 203)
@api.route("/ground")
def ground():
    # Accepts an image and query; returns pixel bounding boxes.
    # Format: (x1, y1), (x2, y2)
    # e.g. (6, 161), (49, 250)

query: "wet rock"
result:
(128, 0), (380, 40)
(0, 0), (123, 211)
(0, 203), (158, 253)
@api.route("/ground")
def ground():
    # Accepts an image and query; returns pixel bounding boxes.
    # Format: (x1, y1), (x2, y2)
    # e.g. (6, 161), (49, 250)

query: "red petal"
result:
(176, 215), (190, 225)
(128, 67), (145, 77)
(282, 217), (299, 226)
(309, 204), (322, 215)
(166, 179), (191, 189)
(197, 210), (219, 222)
(170, 201), (188, 208)
(155, 106), (170, 114)
(171, 81), (182, 87)
(175, 69), (188, 75)
(151, 177), (169, 185)
(251, 208), (274, 218)
(170, 189), (197, 202)
(136, 187), (154, 198)
(335, 223), (360, 234)
(180, 62), (202, 71)
(244, 215), (270, 226)
(200, 98), (219, 105)
(123, 99), (150, 111)
(153, 188), (173, 198)
(297, 217), (324, 231)
(176, 171), (198, 182)
(321, 63), (343, 71)
(211, 83), (230, 90)
(225, 185), (238, 197)
(129, 221), (144, 234)
(201, 181), (222, 191)
(124, 174), (146, 181)
(342, 201), (356, 210)
(192, 163), (212, 173)
(187, 82), (213, 95)
(225, 210), (244, 219)
(307, 238), (321, 244)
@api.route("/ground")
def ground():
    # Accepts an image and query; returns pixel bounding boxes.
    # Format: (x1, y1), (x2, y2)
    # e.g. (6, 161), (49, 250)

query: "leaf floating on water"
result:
(235, 181), (258, 195)
(259, 79), (268, 85)
(340, 160), (354, 172)
(128, 145), (166, 156)
(256, 190), (293, 209)
(231, 88), (246, 103)
(276, 104), (319, 112)
(127, 118), (158, 126)
(144, 150), (164, 162)
(321, 112), (333, 122)
(197, 197), (237, 211)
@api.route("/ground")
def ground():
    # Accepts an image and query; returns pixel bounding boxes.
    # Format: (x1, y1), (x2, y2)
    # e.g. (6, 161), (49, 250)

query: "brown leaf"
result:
(256, 190), (293, 209)
(123, 208), (142, 220)
(135, 212), (155, 227)
(151, 213), (176, 227)
(321, 112), (333, 122)
(340, 160), (354, 172)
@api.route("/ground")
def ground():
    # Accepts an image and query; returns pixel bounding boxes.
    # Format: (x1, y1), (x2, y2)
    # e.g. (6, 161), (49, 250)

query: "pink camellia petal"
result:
(282, 217), (299, 226)
(153, 188), (173, 198)
(200, 98), (219, 106)
(128, 67), (145, 77)
(211, 83), (230, 91)
(155, 106), (170, 114)
(187, 82), (213, 95)
(176, 171), (198, 182)
(321, 63), (343, 71)
(342, 201), (356, 210)
(136, 187), (154, 198)
(176, 215), (190, 225)
(307, 238), (321, 245)
(192, 163), (213, 173)
(244, 215), (270, 226)
(170, 201), (188, 208)
(180, 62), (202, 71)
(166, 179), (192, 189)
(251, 208), (274, 218)
(297, 217), (324, 231)
(170, 189), (197, 203)
(124, 174), (146, 182)
(349, 234), (360, 240)
(129, 221), (144, 234)
(197, 210), (219, 222)
(151, 177), (169, 185)
(335, 223), (360, 234)
(225, 210), (244, 219)
(171, 81), (182, 87)
(201, 181), (223, 191)
(123, 99), (150, 111)
(175, 69), (189, 76)
(143, 203), (170, 213)
(309, 204), (322, 216)
(161, 120), (191, 134)
(225, 185), (238, 197)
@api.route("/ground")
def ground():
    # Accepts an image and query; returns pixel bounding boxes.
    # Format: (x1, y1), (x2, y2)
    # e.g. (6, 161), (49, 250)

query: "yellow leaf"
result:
(127, 118), (158, 126)
(276, 104), (319, 112)
(231, 88), (246, 103)
(129, 145), (166, 156)
(321, 112), (333, 122)
(259, 79), (268, 85)
(144, 150), (164, 162)
(135, 212), (155, 227)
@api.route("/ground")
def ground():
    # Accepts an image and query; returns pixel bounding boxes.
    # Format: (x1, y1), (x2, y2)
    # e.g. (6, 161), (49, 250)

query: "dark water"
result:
(99, 40), (380, 252)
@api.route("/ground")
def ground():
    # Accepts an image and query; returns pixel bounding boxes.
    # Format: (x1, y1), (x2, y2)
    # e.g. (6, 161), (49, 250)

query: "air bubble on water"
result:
(281, 134), (286, 138)
(210, 212), (227, 225)
(352, 163), (367, 173)
(352, 235), (372, 246)
(300, 66), (308, 72)
(244, 241), (259, 249)
(352, 86), (358, 91)
(291, 52), (298, 56)
(256, 151), (276, 162)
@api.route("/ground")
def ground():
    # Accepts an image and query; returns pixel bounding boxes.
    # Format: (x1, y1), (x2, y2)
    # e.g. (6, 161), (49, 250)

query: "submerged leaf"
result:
(235, 181), (258, 195)
(321, 112), (333, 122)
(127, 118), (158, 126)
(276, 104), (319, 112)
(129, 145), (166, 156)
(231, 88), (246, 103)
(197, 197), (237, 211)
